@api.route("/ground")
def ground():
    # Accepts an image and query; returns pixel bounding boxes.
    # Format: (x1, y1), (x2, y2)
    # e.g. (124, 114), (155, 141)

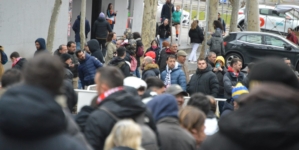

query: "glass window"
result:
(260, 9), (270, 15)
(264, 36), (287, 47)
(239, 35), (262, 44)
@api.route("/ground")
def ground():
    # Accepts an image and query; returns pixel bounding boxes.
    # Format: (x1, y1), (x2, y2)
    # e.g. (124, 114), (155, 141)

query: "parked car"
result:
(237, 5), (299, 34)
(223, 31), (299, 70)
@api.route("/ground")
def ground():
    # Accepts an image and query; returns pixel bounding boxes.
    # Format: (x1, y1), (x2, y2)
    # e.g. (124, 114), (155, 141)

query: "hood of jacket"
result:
(87, 39), (101, 53)
(215, 56), (225, 66)
(219, 82), (299, 149)
(166, 61), (181, 72)
(213, 28), (222, 37)
(146, 94), (179, 123)
(0, 84), (66, 139)
(97, 16), (106, 22)
(196, 64), (212, 74)
(35, 38), (46, 50)
(144, 63), (159, 73)
(77, 15), (81, 20)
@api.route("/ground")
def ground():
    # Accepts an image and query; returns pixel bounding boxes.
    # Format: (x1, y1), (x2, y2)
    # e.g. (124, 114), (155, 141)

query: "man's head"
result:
(187, 93), (211, 115)
(170, 43), (178, 53)
(247, 62), (255, 73)
(124, 77), (147, 96)
(284, 57), (291, 67)
(10, 52), (20, 62)
(145, 77), (165, 95)
(67, 41), (76, 53)
(166, 0), (171, 3)
(143, 56), (154, 66)
(218, 13), (221, 19)
(197, 59), (207, 70)
(84, 42), (90, 53)
(230, 58), (242, 72)
(35, 38), (46, 50)
(75, 50), (86, 61)
(163, 19), (169, 26)
(166, 84), (188, 108)
(208, 52), (216, 63)
(23, 53), (65, 95)
(177, 51), (187, 64)
(167, 55), (177, 69)
(94, 66), (124, 95)
(116, 40), (123, 48)
(60, 53), (72, 65)
(1, 69), (22, 88)
(116, 47), (126, 58)
(288, 28), (293, 34)
(58, 44), (67, 54)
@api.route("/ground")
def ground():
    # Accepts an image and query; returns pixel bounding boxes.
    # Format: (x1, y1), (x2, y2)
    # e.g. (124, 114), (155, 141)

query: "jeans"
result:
(159, 38), (169, 48)
(97, 39), (107, 57)
(110, 24), (114, 30)
(78, 79), (82, 89)
(189, 43), (200, 62)
(76, 42), (81, 50)
(133, 67), (140, 78)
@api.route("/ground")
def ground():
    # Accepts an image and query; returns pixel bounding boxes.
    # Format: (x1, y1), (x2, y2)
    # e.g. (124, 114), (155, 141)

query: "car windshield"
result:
(287, 11), (299, 19)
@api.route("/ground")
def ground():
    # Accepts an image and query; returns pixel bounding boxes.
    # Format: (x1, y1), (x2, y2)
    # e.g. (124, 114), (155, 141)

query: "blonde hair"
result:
(104, 119), (144, 150)
(191, 20), (198, 30)
(179, 106), (206, 133)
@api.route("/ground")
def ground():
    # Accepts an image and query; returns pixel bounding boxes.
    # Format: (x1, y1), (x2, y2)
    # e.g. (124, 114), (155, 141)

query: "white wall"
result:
(114, 0), (128, 36)
(0, 0), (69, 68)
(131, 0), (144, 33)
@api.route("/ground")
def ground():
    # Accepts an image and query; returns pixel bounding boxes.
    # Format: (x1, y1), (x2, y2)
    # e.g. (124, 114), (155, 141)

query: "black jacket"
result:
(187, 65), (219, 97)
(146, 46), (161, 63)
(161, 3), (174, 20)
(75, 106), (95, 132)
(12, 58), (26, 70)
(214, 67), (227, 97)
(142, 63), (160, 80)
(223, 68), (245, 99)
(0, 84), (86, 150)
(157, 48), (175, 72)
(68, 51), (79, 78)
(189, 26), (204, 44)
(109, 57), (131, 77)
(158, 24), (171, 39)
(88, 39), (105, 63)
(93, 17), (112, 39)
(221, 101), (233, 117)
(63, 80), (77, 112)
(136, 39), (143, 67)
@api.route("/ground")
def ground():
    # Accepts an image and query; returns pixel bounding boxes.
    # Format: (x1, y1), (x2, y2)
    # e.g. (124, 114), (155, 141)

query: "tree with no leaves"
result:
(47, 0), (62, 53)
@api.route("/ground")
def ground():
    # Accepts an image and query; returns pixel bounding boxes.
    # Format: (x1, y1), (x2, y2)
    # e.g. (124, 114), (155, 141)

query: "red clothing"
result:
(286, 32), (298, 45)
(227, 66), (239, 77)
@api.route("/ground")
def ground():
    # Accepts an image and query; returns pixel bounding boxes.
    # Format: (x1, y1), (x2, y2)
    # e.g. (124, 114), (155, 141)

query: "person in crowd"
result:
(187, 59), (219, 97)
(286, 28), (298, 45)
(213, 56), (226, 114)
(60, 53), (74, 83)
(189, 20), (204, 63)
(142, 56), (160, 80)
(133, 32), (144, 78)
(104, 120), (144, 150)
(218, 13), (226, 35)
(54, 44), (68, 56)
(142, 77), (166, 104)
(146, 94), (197, 150)
(0, 69), (22, 97)
(161, 0), (174, 23)
(76, 50), (103, 88)
(84, 66), (159, 150)
(179, 106), (206, 148)
(0, 46), (7, 79)
(10, 52), (26, 70)
(177, 50), (190, 82)
(207, 95), (217, 115)
(161, 55), (187, 90)
(200, 58), (299, 150)
(158, 19), (171, 47)
(172, 5), (181, 41)
(87, 39), (105, 63)
(34, 38), (47, 56)
(67, 41), (79, 88)
(105, 32), (117, 64)
(158, 43), (178, 72)
(106, 3), (117, 30)
(0, 54), (91, 150)
(72, 13), (91, 50)
(223, 58), (245, 101)
(206, 52), (216, 67)
(284, 57), (299, 77)
(144, 51), (156, 62)
(243, 62), (254, 88)
(165, 84), (188, 109)
(93, 12), (112, 57)
(84, 42), (91, 54)
(124, 76), (147, 97)
(207, 20), (225, 56)
(109, 47), (131, 77)
(145, 39), (161, 62)
(188, 93), (218, 135)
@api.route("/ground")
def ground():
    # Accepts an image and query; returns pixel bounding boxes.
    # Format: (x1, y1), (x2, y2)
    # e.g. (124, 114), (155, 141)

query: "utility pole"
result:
(245, 0), (260, 31)
(179, 0), (185, 46)
(80, 0), (86, 50)
(187, 0), (193, 45)
(230, 0), (240, 32)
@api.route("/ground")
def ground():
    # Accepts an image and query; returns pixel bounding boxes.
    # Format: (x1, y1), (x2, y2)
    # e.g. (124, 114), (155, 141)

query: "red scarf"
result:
(97, 86), (123, 104)
(12, 57), (22, 67)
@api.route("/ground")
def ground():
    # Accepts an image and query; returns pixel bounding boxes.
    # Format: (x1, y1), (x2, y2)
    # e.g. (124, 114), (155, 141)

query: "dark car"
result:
(223, 31), (299, 70)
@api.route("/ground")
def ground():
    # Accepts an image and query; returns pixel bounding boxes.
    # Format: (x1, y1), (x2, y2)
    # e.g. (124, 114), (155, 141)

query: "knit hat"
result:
(124, 77), (147, 89)
(215, 56), (225, 66)
(248, 57), (299, 90)
(60, 53), (71, 62)
(0, 45), (3, 51)
(145, 51), (156, 60)
(99, 12), (105, 18)
(232, 82), (249, 101)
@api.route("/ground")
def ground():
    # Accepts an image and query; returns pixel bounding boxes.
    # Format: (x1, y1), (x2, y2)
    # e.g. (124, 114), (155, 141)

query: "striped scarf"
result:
(164, 69), (172, 88)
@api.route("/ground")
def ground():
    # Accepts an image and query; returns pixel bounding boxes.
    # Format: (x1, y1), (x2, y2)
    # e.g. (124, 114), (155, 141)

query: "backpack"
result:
(210, 37), (223, 53)
(100, 106), (159, 150)
(136, 46), (144, 57)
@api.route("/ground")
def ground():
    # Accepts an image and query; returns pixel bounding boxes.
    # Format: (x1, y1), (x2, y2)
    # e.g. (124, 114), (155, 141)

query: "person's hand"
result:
(218, 67), (223, 71)
(115, 11), (118, 14)
(213, 67), (218, 72)
(69, 64), (75, 67)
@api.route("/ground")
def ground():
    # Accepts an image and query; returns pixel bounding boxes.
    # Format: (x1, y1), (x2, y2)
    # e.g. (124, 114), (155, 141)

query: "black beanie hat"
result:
(60, 53), (71, 62)
(248, 57), (299, 90)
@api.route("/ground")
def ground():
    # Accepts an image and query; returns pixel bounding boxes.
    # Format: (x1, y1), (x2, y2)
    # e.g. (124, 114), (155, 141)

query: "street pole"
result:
(204, 0), (209, 56)
(187, 0), (193, 45)
(179, 0), (185, 46)
(80, 0), (86, 51)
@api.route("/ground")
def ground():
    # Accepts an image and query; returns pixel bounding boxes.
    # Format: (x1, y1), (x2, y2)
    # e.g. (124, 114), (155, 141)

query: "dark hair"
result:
(151, 39), (159, 46)
(96, 66), (124, 89)
(197, 58), (206, 63)
(107, 32), (115, 42)
(248, 62), (255, 70)
(230, 58), (241, 67)
(213, 20), (224, 30)
(133, 32), (141, 39)
(167, 54), (177, 60)
(67, 41), (75, 47)
(116, 47), (126, 57)
(23, 53), (64, 95)
(1, 69), (22, 88)
(187, 93), (211, 115)
(145, 77), (165, 89)
(10, 52), (20, 59)
(58, 44), (66, 50)
(107, 3), (112, 11)
(75, 50), (83, 57)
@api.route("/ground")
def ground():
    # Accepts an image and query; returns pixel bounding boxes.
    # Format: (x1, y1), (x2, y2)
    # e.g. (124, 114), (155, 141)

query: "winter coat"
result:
(180, 62), (190, 82)
(161, 3), (174, 20)
(0, 84), (87, 150)
(158, 24), (171, 39)
(214, 67), (226, 97)
(172, 10), (181, 23)
(207, 30), (225, 56)
(109, 57), (131, 77)
(105, 41), (116, 64)
(78, 53), (103, 88)
(189, 26), (204, 44)
(12, 58), (26, 70)
(146, 46), (161, 62)
(63, 80), (77, 112)
(64, 67), (73, 83)
(223, 67), (245, 99)
(161, 62), (187, 91)
(88, 39), (105, 63)
(221, 101), (233, 117)
(68, 51), (79, 78)
(157, 48), (176, 72)
(200, 83), (299, 150)
(287, 32), (299, 44)
(72, 15), (91, 42)
(187, 65), (219, 97)
(75, 106), (95, 132)
(136, 38), (143, 67)
(218, 18), (226, 33)
(142, 63), (160, 80)
(34, 38), (48, 56)
(93, 17), (112, 39)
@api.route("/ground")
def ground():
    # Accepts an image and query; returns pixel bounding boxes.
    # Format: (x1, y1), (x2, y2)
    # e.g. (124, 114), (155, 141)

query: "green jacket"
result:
(172, 11), (181, 23)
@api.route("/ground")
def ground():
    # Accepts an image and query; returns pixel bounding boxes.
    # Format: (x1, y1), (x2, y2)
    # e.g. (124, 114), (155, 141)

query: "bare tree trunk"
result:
(80, 0), (86, 50)
(245, 0), (260, 31)
(46, 0), (62, 53)
(230, 0), (240, 32)
(141, 0), (158, 49)
(241, 0), (246, 8)
(199, 0), (218, 59)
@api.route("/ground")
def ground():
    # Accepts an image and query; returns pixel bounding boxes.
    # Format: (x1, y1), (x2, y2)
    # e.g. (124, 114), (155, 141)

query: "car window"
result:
(260, 9), (270, 15)
(270, 10), (286, 18)
(239, 35), (263, 44)
(264, 36), (287, 47)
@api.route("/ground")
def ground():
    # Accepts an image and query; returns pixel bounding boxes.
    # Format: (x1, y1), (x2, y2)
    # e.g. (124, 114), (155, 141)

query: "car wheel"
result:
(238, 21), (245, 31)
(225, 53), (243, 67)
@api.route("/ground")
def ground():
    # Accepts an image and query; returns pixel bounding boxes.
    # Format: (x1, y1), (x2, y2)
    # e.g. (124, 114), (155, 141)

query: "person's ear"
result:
(191, 128), (198, 135)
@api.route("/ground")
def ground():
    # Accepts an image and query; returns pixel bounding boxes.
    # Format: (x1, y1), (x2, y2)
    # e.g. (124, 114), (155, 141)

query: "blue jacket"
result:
(72, 15), (91, 42)
(161, 62), (187, 91)
(34, 38), (48, 56)
(78, 53), (103, 87)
